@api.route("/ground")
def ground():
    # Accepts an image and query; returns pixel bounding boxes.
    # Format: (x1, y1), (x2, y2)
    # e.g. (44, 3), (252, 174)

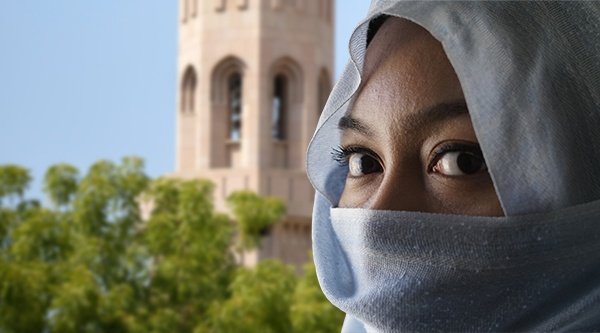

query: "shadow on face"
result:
(335, 17), (503, 216)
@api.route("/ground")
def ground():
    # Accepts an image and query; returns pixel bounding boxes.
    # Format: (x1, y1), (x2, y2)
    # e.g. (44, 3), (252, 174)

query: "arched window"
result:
(228, 73), (243, 140)
(272, 75), (288, 140)
(210, 56), (245, 168)
(181, 66), (197, 114)
(269, 57), (303, 169)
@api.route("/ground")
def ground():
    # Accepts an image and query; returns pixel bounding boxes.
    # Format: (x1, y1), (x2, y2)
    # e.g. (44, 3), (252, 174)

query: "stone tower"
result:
(175, 0), (334, 268)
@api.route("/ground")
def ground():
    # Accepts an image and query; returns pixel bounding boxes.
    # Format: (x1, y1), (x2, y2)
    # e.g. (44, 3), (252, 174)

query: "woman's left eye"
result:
(431, 150), (487, 176)
(332, 146), (383, 177)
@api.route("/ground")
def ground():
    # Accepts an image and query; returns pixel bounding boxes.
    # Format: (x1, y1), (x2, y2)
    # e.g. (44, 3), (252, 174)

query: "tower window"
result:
(272, 75), (288, 140)
(181, 66), (197, 114)
(228, 73), (243, 140)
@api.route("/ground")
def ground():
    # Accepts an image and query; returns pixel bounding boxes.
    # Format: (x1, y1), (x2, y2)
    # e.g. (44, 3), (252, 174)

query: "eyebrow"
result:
(338, 114), (374, 136)
(338, 101), (469, 136)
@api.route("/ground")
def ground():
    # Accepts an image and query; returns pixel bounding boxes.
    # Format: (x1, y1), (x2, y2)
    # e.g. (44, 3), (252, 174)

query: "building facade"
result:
(175, 0), (334, 268)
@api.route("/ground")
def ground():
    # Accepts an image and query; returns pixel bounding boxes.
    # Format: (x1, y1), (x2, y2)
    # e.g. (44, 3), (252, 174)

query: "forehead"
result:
(352, 18), (464, 123)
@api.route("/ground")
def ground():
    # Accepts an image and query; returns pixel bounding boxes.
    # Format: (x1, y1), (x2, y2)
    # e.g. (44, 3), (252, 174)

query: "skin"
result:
(337, 18), (503, 216)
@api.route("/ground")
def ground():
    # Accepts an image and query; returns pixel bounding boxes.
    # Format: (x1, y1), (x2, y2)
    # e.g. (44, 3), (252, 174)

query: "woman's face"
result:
(337, 18), (503, 216)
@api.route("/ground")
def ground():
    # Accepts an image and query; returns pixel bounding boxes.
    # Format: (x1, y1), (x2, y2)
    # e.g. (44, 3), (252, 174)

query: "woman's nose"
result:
(366, 171), (427, 211)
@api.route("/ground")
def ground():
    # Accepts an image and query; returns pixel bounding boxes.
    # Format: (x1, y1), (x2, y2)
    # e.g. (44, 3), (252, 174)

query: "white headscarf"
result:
(307, 2), (600, 332)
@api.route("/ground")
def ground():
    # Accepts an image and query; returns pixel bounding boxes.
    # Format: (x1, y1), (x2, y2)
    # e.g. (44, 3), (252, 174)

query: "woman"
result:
(307, 2), (600, 332)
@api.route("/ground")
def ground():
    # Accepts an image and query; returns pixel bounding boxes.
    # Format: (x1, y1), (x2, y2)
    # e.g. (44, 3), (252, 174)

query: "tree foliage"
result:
(0, 164), (31, 203)
(43, 163), (79, 207)
(226, 191), (285, 250)
(0, 158), (343, 333)
(203, 260), (297, 333)
(291, 255), (346, 333)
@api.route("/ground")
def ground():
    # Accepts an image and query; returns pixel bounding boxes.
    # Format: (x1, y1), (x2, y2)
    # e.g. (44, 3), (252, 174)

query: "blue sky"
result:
(0, 1), (370, 202)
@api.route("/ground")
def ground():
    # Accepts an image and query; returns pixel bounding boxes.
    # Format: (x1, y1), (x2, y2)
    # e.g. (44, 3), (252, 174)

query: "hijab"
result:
(307, 2), (600, 332)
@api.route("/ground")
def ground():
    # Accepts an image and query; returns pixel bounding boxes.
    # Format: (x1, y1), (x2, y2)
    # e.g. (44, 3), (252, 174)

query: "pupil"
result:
(360, 156), (377, 173)
(456, 153), (482, 174)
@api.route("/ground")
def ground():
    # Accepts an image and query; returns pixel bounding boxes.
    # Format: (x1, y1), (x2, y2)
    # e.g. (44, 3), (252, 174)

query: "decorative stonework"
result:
(192, 0), (198, 17)
(214, 0), (249, 12)
(181, 0), (199, 22)
(181, 0), (187, 23)
(271, 0), (306, 12)
(214, 0), (226, 12)
(237, 0), (248, 10)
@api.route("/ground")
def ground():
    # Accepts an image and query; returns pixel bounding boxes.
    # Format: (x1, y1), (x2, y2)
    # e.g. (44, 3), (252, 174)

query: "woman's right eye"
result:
(348, 153), (383, 177)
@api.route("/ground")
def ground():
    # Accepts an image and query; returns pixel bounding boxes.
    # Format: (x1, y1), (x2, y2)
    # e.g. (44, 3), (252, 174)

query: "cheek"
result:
(337, 175), (383, 208)
(452, 191), (504, 216)
(425, 176), (504, 216)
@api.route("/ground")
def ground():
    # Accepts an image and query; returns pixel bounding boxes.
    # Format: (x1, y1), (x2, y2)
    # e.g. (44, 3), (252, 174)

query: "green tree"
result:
(226, 191), (285, 250)
(142, 177), (234, 333)
(0, 158), (343, 333)
(291, 255), (346, 333)
(0, 168), (56, 333)
(43, 163), (79, 207)
(0, 165), (31, 203)
(202, 260), (297, 333)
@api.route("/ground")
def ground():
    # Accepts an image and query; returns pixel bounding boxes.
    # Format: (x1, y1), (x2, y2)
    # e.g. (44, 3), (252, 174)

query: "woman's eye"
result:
(432, 151), (487, 176)
(348, 153), (383, 177)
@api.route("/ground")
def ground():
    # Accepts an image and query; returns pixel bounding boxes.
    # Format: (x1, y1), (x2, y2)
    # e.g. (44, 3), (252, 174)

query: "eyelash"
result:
(331, 142), (484, 172)
(331, 145), (379, 166)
